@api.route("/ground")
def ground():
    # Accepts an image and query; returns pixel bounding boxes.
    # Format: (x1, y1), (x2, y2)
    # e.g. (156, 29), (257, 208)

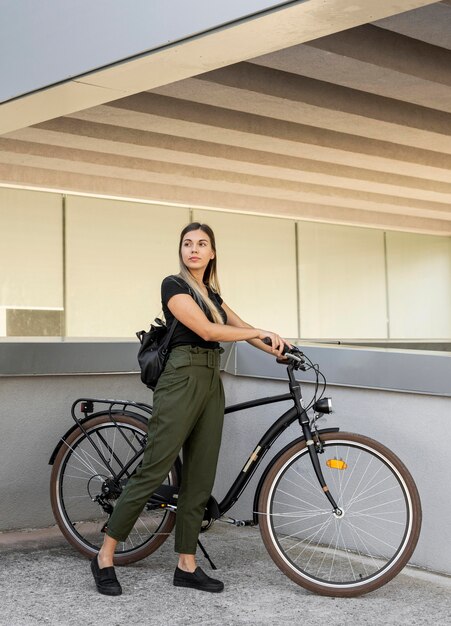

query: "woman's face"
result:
(181, 229), (215, 274)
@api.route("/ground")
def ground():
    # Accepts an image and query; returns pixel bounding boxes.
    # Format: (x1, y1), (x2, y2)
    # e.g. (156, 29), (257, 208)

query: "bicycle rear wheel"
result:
(258, 432), (421, 597)
(50, 413), (180, 565)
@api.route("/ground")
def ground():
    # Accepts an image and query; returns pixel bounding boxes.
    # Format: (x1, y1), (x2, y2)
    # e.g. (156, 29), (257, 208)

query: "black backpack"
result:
(136, 317), (178, 390)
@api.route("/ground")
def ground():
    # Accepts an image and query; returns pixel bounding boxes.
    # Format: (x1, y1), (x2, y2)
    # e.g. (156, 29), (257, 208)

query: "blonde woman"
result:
(91, 222), (289, 595)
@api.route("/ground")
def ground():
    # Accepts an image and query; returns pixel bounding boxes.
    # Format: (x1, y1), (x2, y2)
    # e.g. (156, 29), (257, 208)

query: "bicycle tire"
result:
(50, 413), (180, 565)
(258, 432), (421, 597)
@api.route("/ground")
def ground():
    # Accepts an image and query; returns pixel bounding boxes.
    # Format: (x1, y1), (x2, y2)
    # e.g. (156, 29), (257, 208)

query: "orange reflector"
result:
(326, 458), (348, 470)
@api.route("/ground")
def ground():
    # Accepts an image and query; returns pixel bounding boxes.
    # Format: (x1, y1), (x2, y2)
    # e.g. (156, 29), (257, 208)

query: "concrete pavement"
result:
(1, 523), (450, 626)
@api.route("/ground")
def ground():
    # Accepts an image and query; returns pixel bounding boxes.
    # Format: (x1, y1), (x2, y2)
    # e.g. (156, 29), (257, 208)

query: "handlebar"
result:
(262, 339), (330, 414)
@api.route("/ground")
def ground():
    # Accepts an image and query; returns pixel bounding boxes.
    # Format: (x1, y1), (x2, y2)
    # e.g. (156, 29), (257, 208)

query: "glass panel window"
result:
(0, 187), (63, 337)
(65, 195), (189, 337)
(386, 232), (451, 339)
(297, 222), (387, 339)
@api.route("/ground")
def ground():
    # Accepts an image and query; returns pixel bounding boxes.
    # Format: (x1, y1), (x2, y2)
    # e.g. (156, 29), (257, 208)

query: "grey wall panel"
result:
(0, 340), (139, 375)
(1, 340), (450, 396)
(0, 370), (450, 576)
(228, 342), (451, 396)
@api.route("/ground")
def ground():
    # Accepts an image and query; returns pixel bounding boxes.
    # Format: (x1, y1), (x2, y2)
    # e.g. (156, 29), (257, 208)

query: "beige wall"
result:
(0, 187), (63, 309)
(0, 307), (6, 336)
(65, 196), (189, 337)
(386, 232), (451, 339)
(297, 222), (387, 339)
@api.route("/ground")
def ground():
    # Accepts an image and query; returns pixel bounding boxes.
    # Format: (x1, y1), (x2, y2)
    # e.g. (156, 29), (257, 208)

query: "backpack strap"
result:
(161, 317), (178, 355)
(136, 329), (146, 343)
(159, 275), (198, 354)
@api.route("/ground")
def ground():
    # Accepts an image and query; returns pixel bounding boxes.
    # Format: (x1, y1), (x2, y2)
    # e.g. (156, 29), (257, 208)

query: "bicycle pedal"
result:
(224, 518), (255, 527)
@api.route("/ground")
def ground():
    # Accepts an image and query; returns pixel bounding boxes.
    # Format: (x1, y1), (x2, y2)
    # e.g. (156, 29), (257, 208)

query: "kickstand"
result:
(197, 538), (217, 570)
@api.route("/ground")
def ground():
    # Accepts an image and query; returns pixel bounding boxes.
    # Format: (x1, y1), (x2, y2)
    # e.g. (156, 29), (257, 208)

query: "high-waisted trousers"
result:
(106, 345), (225, 554)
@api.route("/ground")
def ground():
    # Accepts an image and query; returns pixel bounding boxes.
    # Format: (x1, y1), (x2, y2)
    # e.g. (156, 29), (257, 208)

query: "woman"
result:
(91, 222), (290, 595)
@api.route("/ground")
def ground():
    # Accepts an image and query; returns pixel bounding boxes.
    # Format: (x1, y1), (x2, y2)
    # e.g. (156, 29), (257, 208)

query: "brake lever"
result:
(276, 352), (306, 367)
(286, 352), (305, 363)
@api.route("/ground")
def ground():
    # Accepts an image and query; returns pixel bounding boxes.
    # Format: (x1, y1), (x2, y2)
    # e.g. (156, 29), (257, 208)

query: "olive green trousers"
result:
(106, 345), (225, 554)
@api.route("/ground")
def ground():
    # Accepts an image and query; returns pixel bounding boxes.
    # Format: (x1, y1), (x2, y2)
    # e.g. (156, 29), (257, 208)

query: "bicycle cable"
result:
(293, 350), (327, 412)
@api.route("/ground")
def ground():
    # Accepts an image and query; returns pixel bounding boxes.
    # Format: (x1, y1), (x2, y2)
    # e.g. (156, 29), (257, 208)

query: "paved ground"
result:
(1, 523), (450, 626)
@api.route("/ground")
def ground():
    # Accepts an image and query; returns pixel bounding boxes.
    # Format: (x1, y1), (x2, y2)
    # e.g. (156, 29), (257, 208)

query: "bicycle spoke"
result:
(62, 442), (104, 476)
(276, 487), (328, 512)
(285, 467), (327, 501)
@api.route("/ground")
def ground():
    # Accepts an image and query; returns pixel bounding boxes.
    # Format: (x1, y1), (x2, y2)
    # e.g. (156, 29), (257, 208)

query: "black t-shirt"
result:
(161, 275), (227, 349)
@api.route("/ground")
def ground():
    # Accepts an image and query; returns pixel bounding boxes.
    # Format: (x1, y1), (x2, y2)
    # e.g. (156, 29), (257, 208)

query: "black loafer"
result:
(173, 566), (224, 593)
(90, 554), (122, 596)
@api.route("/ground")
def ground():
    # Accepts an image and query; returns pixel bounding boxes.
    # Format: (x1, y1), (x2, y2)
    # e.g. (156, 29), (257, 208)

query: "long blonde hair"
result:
(178, 223), (224, 325)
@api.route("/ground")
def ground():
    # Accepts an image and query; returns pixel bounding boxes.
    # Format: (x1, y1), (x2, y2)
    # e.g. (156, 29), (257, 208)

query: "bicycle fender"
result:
(252, 427), (340, 525)
(48, 410), (149, 465)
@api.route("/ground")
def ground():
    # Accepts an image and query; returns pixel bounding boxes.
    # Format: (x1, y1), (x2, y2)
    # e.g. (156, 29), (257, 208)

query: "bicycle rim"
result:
(50, 414), (178, 564)
(259, 432), (421, 597)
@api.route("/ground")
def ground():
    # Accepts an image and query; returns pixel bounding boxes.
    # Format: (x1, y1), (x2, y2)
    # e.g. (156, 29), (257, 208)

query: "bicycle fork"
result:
(288, 369), (343, 517)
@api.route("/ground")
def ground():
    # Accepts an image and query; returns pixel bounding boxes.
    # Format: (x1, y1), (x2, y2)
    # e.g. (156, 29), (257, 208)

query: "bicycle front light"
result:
(313, 397), (333, 414)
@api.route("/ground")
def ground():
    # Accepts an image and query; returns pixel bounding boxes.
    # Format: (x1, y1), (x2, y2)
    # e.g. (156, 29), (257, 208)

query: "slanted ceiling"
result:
(0, 3), (450, 234)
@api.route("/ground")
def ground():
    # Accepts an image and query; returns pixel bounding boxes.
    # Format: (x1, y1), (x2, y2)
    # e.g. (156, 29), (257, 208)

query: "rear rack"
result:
(71, 397), (152, 426)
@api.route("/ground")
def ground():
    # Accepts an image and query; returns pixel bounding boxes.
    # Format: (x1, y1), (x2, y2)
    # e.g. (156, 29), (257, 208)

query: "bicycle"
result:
(49, 344), (422, 597)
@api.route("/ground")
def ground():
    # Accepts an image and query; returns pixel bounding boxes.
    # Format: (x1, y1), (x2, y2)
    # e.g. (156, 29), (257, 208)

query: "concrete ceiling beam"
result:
(307, 24), (451, 86)
(0, 140), (449, 221)
(253, 43), (451, 113)
(1, 162), (450, 235)
(8, 123), (451, 203)
(373, 1), (451, 49)
(153, 63), (451, 153)
(72, 96), (451, 181)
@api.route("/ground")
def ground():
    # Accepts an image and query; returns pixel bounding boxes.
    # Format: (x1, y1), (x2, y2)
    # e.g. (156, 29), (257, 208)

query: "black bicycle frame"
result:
(61, 362), (341, 516)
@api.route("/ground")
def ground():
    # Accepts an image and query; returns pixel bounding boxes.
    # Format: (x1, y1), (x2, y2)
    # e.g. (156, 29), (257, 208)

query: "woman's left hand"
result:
(258, 330), (292, 358)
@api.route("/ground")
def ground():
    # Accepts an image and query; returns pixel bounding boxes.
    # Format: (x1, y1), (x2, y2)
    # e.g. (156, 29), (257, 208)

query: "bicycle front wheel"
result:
(258, 432), (421, 597)
(50, 413), (180, 565)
